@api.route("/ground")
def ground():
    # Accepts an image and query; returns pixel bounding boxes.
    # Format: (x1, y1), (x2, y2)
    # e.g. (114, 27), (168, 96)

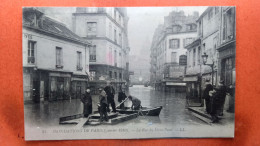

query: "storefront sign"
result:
(169, 66), (185, 78)
(166, 82), (186, 86)
(183, 76), (198, 82)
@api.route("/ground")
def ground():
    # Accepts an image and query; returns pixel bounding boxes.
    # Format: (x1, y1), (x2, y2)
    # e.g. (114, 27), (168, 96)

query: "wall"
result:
(23, 28), (89, 75)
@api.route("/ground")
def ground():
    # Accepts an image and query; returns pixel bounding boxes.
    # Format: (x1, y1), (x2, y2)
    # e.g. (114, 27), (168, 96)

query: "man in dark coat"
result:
(203, 79), (213, 114)
(210, 80), (227, 123)
(98, 88), (108, 122)
(118, 87), (127, 109)
(104, 81), (116, 112)
(81, 89), (92, 117)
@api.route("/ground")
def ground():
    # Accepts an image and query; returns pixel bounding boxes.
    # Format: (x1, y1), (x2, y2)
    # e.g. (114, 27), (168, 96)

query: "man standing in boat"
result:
(118, 86), (127, 109)
(128, 95), (142, 110)
(81, 88), (92, 117)
(98, 87), (108, 122)
(104, 81), (116, 113)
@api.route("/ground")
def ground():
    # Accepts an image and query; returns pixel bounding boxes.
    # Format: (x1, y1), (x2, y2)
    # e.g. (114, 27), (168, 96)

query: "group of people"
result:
(203, 79), (228, 123)
(80, 81), (142, 122)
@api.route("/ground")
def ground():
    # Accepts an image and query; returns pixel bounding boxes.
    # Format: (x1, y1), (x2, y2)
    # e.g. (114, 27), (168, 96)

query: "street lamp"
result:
(201, 52), (214, 85)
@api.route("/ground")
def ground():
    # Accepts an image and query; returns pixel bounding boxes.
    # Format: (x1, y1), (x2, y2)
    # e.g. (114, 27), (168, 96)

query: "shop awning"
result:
(71, 77), (88, 81)
(166, 82), (186, 86)
(183, 76), (198, 82)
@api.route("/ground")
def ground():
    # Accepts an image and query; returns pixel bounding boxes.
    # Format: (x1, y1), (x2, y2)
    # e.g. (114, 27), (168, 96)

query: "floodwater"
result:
(24, 85), (203, 128)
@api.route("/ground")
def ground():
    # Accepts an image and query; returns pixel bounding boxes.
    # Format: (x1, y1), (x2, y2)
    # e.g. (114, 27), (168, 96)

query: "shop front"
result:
(183, 75), (202, 107)
(218, 40), (236, 113)
(49, 72), (71, 101)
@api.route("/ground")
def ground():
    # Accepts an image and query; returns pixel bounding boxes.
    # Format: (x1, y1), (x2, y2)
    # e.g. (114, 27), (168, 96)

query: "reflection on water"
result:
(24, 85), (202, 128)
(125, 85), (200, 125)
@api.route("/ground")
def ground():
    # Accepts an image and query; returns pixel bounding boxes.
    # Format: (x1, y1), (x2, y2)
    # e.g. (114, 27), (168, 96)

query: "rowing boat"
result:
(116, 106), (162, 116)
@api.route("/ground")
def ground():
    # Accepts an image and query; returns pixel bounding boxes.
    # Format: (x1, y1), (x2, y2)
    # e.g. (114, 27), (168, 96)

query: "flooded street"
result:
(24, 85), (203, 129)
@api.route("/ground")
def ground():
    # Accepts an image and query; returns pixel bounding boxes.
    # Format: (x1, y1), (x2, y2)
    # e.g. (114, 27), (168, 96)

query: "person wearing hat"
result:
(118, 86), (127, 109)
(104, 81), (116, 113)
(203, 78), (213, 114)
(217, 80), (227, 116)
(98, 87), (108, 122)
(210, 80), (227, 123)
(81, 88), (92, 117)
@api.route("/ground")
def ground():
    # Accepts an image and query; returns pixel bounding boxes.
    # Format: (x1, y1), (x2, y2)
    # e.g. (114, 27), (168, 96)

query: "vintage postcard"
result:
(22, 6), (236, 140)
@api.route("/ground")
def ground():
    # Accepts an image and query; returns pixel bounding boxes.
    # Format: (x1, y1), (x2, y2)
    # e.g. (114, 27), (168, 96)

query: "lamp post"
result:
(201, 52), (214, 85)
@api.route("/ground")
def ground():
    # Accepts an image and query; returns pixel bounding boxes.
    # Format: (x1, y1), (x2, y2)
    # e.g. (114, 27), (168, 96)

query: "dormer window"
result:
(172, 25), (181, 32)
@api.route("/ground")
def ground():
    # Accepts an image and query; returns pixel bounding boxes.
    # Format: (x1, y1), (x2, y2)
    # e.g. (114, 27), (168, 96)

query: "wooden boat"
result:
(59, 112), (138, 127)
(116, 106), (162, 116)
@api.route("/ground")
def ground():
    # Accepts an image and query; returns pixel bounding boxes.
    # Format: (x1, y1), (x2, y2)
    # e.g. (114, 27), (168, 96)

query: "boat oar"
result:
(116, 96), (129, 108)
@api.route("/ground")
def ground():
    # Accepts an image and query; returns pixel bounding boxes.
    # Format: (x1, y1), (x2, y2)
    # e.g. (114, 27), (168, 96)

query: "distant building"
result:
(72, 7), (130, 92)
(23, 8), (91, 103)
(150, 11), (199, 92)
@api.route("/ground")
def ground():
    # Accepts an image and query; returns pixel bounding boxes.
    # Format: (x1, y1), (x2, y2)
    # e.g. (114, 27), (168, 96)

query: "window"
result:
(109, 71), (112, 78)
(172, 25), (181, 32)
(114, 72), (117, 79)
(89, 71), (96, 80)
(109, 47), (112, 65)
(119, 73), (122, 79)
(223, 8), (235, 41)
(208, 9), (213, 20)
(184, 38), (194, 47)
(119, 33), (122, 46)
(109, 23), (112, 39)
(186, 24), (192, 31)
(77, 51), (82, 71)
(28, 41), (36, 64)
(197, 46), (201, 65)
(114, 9), (116, 20)
(90, 45), (96, 62)
(87, 22), (97, 36)
(114, 29), (117, 43)
(119, 15), (121, 24)
(171, 52), (177, 63)
(114, 50), (117, 67)
(56, 47), (63, 68)
(193, 48), (196, 66)
(169, 39), (180, 49)
(199, 21), (202, 36)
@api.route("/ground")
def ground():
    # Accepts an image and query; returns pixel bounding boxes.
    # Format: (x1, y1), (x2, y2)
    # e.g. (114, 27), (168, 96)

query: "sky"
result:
(127, 7), (208, 56)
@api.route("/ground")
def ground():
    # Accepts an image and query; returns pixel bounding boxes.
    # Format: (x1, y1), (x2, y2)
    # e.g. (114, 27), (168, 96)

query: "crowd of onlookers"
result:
(203, 79), (235, 123)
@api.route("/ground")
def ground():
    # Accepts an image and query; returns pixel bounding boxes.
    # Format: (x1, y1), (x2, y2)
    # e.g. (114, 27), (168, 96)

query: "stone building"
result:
(218, 7), (236, 87)
(72, 7), (130, 93)
(184, 7), (222, 105)
(184, 6), (236, 107)
(150, 11), (199, 92)
(22, 8), (91, 103)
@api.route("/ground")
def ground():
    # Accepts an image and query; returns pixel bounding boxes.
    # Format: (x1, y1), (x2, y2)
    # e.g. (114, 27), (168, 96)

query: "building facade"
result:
(23, 8), (91, 103)
(184, 6), (236, 107)
(72, 7), (130, 93)
(184, 7), (222, 106)
(150, 11), (199, 92)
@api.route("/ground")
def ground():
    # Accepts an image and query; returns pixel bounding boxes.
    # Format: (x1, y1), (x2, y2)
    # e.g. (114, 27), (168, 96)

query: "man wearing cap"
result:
(98, 87), (108, 122)
(104, 81), (116, 113)
(81, 88), (92, 117)
(203, 79), (213, 114)
(210, 80), (227, 123)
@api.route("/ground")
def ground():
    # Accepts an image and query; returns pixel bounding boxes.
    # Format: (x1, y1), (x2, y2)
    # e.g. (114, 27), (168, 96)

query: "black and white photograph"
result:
(22, 6), (236, 140)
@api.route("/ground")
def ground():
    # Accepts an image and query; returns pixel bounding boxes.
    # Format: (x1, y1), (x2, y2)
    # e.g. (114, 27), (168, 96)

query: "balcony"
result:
(27, 56), (35, 64)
